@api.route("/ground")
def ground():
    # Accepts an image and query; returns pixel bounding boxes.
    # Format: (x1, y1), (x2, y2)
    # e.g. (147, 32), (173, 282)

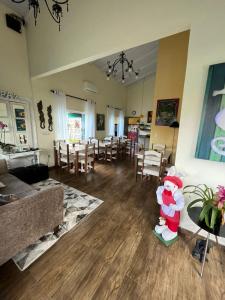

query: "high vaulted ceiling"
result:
(94, 40), (158, 86)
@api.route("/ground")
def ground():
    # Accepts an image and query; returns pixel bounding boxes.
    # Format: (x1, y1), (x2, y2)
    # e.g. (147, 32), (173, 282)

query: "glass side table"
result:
(187, 206), (225, 277)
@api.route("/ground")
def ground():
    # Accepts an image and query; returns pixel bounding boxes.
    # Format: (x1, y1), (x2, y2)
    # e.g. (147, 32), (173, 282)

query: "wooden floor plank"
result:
(0, 160), (224, 300)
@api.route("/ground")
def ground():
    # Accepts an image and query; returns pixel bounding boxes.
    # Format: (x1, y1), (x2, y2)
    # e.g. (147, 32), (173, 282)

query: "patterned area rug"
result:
(12, 178), (103, 271)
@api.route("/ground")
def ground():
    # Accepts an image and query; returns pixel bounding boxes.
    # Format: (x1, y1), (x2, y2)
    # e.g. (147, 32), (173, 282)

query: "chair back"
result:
(86, 143), (95, 156)
(79, 140), (89, 145)
(104, 136), (113, 142)
(90, 138), (98, 145)
(152, 143), (166, 154)
(143, 150), (162, 167)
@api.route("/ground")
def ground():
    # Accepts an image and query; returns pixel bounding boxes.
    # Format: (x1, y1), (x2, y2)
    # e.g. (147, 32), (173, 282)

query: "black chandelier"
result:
(106, 51), (139, 84)
(11, 0), (69, 31)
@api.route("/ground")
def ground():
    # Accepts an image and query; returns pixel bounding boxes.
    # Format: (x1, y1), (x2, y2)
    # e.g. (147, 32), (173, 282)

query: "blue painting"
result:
(195, 63), (225, 162)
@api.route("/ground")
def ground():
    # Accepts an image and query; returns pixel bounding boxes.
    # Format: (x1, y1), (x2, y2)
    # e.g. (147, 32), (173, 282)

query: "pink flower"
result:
(215, 185), (225, 209)
(217, 185), (225, 200)
(0, 121), (7, 130)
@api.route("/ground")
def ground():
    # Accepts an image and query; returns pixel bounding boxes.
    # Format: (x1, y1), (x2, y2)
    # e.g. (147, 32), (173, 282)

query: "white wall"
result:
(32, 63), (127, 165)
(0, 3), (32, 98)
(126, 75), (155, 122)
(176, 7), (225, 188)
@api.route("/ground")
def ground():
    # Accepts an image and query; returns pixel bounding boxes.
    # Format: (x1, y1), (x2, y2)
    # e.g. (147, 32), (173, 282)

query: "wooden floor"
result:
(0, 160), (225, 300)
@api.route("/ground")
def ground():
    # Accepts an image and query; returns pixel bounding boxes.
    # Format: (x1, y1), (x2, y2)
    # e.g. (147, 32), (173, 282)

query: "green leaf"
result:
(187, 199), (203, 210)
(210, 208), (218, 229)
(199, 204), (211, 221)
(184, 184), (214, 203)
(204, 211), (210, 227)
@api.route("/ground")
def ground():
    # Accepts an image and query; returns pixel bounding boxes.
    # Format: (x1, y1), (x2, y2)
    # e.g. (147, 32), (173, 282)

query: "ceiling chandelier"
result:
(11, 0), (69, 31)
(106, 51), (139, 84)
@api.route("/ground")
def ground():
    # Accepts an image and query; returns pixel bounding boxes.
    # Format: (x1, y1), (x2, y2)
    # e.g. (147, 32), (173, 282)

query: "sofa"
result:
(0, 159), (64, 266)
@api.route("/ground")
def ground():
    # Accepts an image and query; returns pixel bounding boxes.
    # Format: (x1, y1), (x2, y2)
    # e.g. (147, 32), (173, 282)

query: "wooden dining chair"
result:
(125, 139), (133, 159)
(53, 139), (65, 167)
(105, 139), (118, 162)
(116, 137), (124, 159)
(141, 150), (163, 184)
(125, 139), (138, 159)
(78, 143), (95, 174)
(90, 138), (105, 160)
(58, 141), (75, 171)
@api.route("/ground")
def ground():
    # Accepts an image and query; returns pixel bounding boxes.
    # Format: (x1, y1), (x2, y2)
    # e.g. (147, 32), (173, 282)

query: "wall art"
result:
(196, 63), (225, 162)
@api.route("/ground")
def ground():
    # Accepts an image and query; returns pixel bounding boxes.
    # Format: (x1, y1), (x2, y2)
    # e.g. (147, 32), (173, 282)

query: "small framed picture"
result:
(16, 119), (26, 131)
(96, 114), (105, 131)
(15, 108), (25, 118)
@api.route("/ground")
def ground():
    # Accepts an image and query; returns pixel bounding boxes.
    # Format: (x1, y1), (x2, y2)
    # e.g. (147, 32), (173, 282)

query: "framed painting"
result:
(195, 63), (225, 162)
(96, 113), (105, 131)
(155, 99), (179, 126)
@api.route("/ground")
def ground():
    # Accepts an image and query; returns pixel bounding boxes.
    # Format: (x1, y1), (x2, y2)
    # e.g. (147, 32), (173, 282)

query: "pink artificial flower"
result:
(217, 185), (225, 200)
(0, 121), (7, 129)
(216, 185), (225, 209)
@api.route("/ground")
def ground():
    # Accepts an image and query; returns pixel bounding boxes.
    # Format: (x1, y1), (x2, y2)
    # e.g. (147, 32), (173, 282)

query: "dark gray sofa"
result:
(0, 159), (64, 266)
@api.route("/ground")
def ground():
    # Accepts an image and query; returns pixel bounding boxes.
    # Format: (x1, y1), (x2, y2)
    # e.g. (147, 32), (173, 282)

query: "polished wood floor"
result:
(0, 160), (225, 300)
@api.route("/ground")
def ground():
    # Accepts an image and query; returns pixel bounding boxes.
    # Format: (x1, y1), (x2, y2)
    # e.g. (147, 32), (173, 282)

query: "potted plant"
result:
(184, 184), (225, 235)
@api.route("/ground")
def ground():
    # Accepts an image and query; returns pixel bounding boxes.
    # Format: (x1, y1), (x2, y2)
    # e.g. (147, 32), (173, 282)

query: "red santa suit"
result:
(160, 189), (181, 232)
(156, 176), (184, 240)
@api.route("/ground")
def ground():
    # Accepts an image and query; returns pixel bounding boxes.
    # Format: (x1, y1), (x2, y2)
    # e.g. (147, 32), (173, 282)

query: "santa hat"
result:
(163, 176), (183, 189)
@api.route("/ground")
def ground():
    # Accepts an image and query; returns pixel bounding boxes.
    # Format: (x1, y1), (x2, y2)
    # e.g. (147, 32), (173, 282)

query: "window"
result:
(67, 112), (85, 142)
(0, 98), (35, 148)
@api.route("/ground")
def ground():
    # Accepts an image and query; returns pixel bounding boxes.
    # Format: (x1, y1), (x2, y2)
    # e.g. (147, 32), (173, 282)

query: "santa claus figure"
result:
(155, 176), (185, 241)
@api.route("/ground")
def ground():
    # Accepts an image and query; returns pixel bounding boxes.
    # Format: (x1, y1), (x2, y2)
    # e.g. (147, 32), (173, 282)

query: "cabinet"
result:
(124, 117), (140, 141)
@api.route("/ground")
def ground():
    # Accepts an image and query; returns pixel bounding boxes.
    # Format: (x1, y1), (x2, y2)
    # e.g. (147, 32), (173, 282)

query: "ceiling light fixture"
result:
(106, 51), (139, 84)
(11, 0), (69, 31)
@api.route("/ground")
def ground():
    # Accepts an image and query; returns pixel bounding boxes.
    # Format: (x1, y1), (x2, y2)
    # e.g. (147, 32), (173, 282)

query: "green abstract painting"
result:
(196, 63), (225, 162)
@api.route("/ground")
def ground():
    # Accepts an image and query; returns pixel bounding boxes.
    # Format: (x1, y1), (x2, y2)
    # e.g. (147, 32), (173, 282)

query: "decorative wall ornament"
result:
(0, 90), (20, 101)
(196, 63), (225, 162)
(47, 105), (53, 131)
(37, 101), (45, 129)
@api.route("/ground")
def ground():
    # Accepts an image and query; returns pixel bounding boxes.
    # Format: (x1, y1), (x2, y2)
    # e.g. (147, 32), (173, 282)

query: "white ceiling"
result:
(0, 0), (29, 17)
(94, 40), (159, 86)
(1, 1), (159, 86)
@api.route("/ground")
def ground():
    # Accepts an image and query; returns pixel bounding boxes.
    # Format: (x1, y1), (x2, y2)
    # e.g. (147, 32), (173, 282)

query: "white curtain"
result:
(85, 100), (96, 139)
(106, 106), (115, 136)
(118, 110), (124, 137)
(53, 91), (68, 140)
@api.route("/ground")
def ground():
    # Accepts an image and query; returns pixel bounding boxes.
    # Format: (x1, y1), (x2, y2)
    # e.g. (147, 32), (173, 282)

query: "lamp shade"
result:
(170, 121), (179, 128)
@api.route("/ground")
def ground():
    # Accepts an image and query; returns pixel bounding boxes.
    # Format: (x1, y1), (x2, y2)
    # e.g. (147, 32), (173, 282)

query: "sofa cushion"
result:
(9, 164), (49, 184)
(0, 194), (19, 206)
(0, 173), (36, 198)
